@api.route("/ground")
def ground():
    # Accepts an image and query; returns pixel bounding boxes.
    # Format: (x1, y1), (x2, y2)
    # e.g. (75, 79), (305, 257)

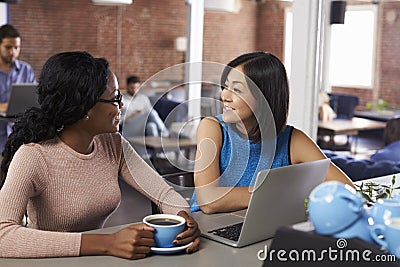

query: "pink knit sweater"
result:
(0, 133), (190, 258)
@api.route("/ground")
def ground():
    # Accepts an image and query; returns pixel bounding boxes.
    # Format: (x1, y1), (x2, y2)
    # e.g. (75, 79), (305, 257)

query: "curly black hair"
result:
(0, 51), (109, 188)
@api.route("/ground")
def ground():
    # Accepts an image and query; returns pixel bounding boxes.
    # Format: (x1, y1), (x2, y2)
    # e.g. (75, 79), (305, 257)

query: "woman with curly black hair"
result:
(0, 51), (200, 259)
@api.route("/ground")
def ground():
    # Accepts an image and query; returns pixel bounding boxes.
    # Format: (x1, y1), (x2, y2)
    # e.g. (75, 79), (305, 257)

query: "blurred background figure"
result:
(0, 24), (35, 152)
(370, 117), (400, 162)
(121, 75), (168, 138)
(318, 90), (336, 122)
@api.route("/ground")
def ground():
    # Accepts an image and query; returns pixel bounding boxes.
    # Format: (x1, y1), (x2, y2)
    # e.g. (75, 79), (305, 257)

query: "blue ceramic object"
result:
(143, 214), (186, 248)
(371, 217), (400, 258)
(308, 181), (365, 235)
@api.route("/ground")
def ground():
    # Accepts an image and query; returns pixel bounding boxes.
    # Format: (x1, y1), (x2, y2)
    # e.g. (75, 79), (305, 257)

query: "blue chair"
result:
(152, 97), (188, 128)
(328, 93), (359, 119)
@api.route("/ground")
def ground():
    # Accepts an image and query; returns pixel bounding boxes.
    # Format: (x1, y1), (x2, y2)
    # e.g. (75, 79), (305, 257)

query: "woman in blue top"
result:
(191, 52), (354, 213)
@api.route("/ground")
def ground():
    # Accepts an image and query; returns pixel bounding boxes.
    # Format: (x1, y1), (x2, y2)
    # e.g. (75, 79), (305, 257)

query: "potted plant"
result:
(355, 175), (400, 206)
(366, 99), (393, 115)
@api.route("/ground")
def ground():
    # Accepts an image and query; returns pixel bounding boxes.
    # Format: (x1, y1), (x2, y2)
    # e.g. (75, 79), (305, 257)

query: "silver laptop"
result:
(0, 83), (39, 118)
(192, 159), (330, 247)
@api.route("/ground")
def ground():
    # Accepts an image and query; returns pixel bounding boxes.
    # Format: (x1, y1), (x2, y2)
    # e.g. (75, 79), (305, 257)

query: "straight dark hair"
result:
(0, 24), (20, 42)
(221, 52), (290, 143)
(126, 75), (140, 85)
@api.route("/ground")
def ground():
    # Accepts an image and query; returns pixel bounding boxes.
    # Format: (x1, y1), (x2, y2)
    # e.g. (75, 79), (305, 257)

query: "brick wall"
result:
(256, 2), (288, 61)
(9, 0), (188, 85)
(379, 3), (400, 111)
(8, 0), (263, 87)
(204, 2), (258, 65)
(7, 1), (400, 109)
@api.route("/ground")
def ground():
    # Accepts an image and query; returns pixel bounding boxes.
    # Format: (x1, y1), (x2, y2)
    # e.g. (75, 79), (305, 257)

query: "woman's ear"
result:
(85, 109), (94, 121)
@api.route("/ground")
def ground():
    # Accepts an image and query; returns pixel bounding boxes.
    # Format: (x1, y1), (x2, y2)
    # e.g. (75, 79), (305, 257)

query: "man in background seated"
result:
(0, 24), (36, 152)
(370, 117), (400, 162)
(121, 75), (168, 137)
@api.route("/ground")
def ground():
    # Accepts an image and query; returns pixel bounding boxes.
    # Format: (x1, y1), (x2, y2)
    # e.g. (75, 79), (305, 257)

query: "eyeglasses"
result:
(97, 91), (122, 106)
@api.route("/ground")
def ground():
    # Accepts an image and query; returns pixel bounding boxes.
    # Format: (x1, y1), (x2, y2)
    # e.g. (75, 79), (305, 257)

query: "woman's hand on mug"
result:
(107, 223), (155, 259)
(174, 210), (201, 253)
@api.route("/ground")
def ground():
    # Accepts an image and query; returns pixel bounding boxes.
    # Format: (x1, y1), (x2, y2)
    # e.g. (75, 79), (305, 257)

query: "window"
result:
(284, 5), (377, 88)
(0, 3), (7, 25)
(283, 7), (293, 77)
(329, 5), (377, 88)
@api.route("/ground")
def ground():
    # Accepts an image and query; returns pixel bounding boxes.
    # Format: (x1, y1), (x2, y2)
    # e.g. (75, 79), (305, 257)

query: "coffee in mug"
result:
(147, 218), (181, 226)
(143, 214), (186, 248)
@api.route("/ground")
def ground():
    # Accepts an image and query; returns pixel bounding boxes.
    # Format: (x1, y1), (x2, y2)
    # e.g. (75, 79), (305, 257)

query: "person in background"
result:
(0, 24), (36, 152)
(122, 75), (151, 120)
(190, 52), (354, 214)
(318, 90), (336, 122)
(370, 117), (400, 162)
(121, 75), (168, 137)
(0, 51), (200, 259)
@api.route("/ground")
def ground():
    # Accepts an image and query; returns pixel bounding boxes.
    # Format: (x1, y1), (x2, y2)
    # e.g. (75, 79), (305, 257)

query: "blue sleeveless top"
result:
(190, 115), (293, 212)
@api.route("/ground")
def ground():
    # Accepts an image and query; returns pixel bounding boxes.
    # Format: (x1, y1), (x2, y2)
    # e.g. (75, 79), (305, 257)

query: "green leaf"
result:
(376, 192), (389, 199)
(361, 192), (374, 203)
(356, 175), (400, 203)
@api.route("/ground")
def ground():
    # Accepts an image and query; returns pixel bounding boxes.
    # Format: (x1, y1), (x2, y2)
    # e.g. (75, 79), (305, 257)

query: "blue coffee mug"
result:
(370, 217), (400, 258)
(143, 214), (186, 248)
(308, 181), (365, 235)
(333, 209), (374, 244)
(370, 198), (400, 226)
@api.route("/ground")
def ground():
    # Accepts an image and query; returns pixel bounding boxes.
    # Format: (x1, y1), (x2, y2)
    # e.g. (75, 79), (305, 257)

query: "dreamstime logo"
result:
(257, 238), (397, 263)
(336, 238), (347, 249)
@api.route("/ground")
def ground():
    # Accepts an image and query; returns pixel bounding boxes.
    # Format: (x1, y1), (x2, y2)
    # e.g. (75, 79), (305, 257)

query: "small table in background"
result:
(355, 110), (400, 122)
(318, 117), (386, 153)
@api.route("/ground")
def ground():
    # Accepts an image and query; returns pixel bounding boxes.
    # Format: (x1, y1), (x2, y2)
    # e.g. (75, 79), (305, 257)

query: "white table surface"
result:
(355, 173), (400, 187)
(0, 223), (272, 267)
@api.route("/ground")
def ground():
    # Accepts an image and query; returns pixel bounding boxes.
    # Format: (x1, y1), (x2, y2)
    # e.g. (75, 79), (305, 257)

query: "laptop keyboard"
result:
(208, 222), (244, 241)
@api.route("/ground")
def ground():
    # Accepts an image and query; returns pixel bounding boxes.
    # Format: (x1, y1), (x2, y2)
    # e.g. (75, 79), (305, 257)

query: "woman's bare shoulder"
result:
(201, 116), (220, 124)
(198, 117), (221, 133)
(196, 116), (223, 145)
